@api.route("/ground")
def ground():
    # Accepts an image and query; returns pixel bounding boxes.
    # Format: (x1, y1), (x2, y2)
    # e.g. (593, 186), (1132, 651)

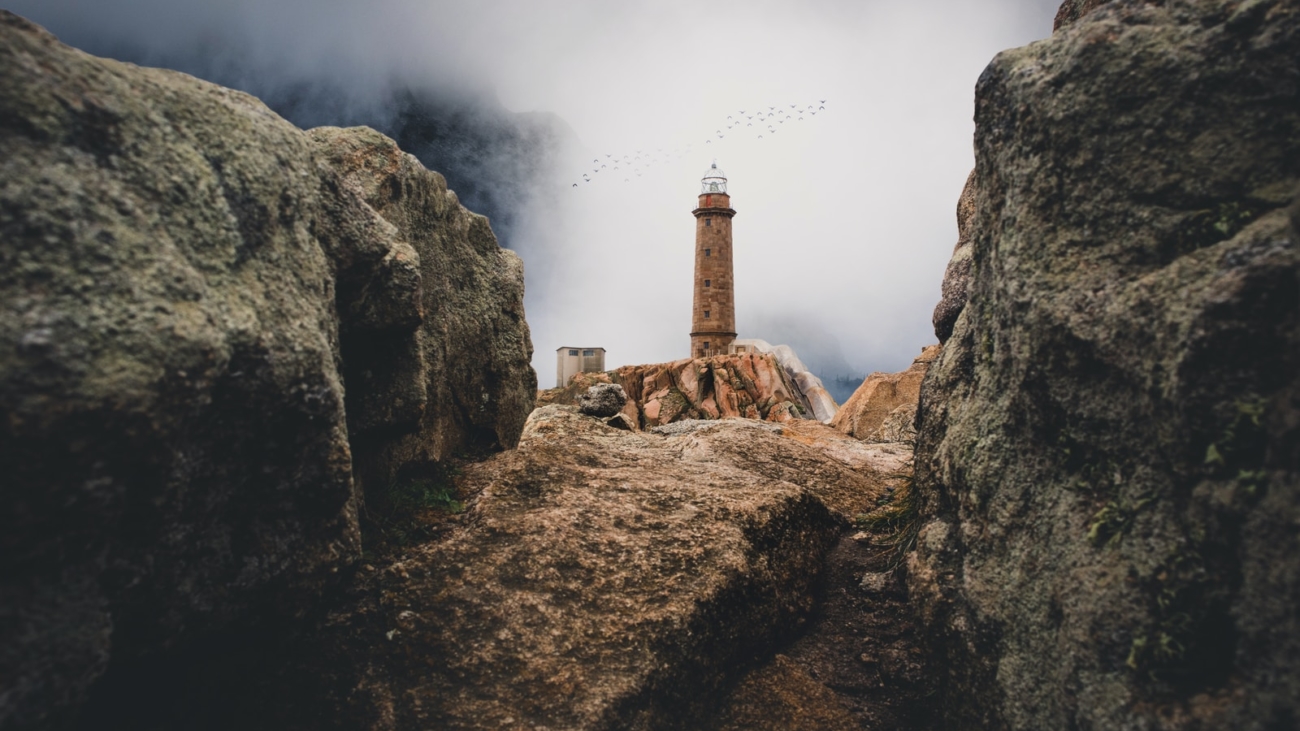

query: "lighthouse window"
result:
(704, 279), (711, 287)
(582, 349), (594, 356)
(704, 310), (711, 319)
(705, 218), (712, 227)
(704, 248), (711, 257)
(703, 341), (710, 349)
(568, 349), (578, 356)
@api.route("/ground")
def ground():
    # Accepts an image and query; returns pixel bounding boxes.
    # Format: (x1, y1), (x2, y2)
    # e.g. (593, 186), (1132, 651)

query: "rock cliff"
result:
(832, 345), (941, 443)
(0, 13), (533, 729)
(910, 2), (1300, 729)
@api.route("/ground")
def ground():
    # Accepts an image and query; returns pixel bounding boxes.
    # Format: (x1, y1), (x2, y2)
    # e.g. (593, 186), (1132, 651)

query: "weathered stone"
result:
(932, 170), (976, 343)
(911, 2), (1300, 729)
(536, 352), (813, 429)
(577, 382), (628, 417)
(265, 406), (900, 730)
(602, 411), (636, 431)
(1053, 0), (1113, 30)
(733, 339), (840, 421)
(309, 125), (536, 487)
(710, 655), (861, 731)
(831, 345), (940, 442)
(0, 13), (534, 729)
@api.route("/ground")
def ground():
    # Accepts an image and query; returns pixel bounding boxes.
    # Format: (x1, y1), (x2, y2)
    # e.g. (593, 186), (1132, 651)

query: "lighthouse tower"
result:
(690, 162), (738, 358)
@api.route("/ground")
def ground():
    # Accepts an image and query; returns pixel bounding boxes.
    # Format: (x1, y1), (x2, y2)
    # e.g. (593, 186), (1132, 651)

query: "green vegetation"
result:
(367, 464), (466, 546)
(1205, 396), (1268, 486)
(854, 472), (921, 569)
(1126, 547), (1233, 690)
(1087, 494), (1154, 547)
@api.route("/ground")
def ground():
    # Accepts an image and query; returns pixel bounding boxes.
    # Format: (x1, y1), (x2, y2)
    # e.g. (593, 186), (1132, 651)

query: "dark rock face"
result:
(0, 13), (533, 729)
(911, 2), (1300, 729)
(578, 382), (628, 417)
(931, 170), (976, 344)
(309, 126), (536, 492)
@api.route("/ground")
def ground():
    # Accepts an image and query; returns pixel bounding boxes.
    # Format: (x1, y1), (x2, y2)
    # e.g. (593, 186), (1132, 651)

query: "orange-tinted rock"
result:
(535, 353), (811, 428)
(831, 345), (940, 442)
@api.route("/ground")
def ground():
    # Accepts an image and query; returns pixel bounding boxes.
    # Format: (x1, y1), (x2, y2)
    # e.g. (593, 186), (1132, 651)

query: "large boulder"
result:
(0, 13), (533, 729)
(910, 2), (1300, 729)
(257, 407), (902, 730)
(309, 126), (536, 489)
(831, 345), (940, 443)
(578, 382), (628, 417)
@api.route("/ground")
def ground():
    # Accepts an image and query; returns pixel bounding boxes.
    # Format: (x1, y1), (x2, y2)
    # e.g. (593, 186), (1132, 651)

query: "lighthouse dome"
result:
(700, 162), (728, 194)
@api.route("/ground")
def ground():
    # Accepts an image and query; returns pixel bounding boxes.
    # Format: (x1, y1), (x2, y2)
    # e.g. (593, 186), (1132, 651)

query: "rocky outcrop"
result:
(538, 352), (813, 428)
(0, 13), (533, 729)
(735, 339), (840, 421)
(831, 345), (940, 443)
(310, 126), (536, 489)
(910, 2), (1300, 729)
(253, 407), (904, 730)
(932, 170), (976, 343)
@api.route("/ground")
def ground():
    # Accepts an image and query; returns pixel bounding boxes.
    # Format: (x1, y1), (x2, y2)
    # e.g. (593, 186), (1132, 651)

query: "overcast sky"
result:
(12, 0), (1062, 388)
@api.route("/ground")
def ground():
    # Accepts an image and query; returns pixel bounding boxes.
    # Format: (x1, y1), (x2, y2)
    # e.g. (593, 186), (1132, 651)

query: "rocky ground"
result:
(250, 406), (920, 731)
(704, 531), (933, 731)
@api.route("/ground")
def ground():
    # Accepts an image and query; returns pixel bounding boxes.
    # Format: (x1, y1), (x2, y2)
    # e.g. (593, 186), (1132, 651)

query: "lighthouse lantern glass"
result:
(700, 162), (728, 195)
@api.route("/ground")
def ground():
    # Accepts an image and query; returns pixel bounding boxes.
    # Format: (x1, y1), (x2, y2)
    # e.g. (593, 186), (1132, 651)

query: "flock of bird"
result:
(570, 99), (828, 188)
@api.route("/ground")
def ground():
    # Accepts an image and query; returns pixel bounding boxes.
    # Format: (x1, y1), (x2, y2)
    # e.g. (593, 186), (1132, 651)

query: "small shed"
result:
(556, 346), (606, 388)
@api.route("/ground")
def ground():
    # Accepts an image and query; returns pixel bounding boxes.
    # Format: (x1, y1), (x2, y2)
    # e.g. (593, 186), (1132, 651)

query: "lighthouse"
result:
(690, 162), (737, 358)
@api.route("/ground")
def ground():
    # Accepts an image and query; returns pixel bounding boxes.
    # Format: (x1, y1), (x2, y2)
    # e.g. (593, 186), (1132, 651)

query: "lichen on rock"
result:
(910, 1), (1300, 728)
(0, 12), (534, 728)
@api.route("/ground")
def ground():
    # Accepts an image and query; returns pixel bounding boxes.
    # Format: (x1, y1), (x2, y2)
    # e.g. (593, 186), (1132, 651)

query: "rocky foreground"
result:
(256, 407), (911, 730)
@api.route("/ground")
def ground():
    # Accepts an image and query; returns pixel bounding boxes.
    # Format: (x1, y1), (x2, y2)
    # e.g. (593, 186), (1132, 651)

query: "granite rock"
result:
(262, 407), (902, 730)
(831, 345), (940, 443)
(911, 2), (1300, 728)
(0, 13), (533, 728)
(578, 382), (628, 417)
